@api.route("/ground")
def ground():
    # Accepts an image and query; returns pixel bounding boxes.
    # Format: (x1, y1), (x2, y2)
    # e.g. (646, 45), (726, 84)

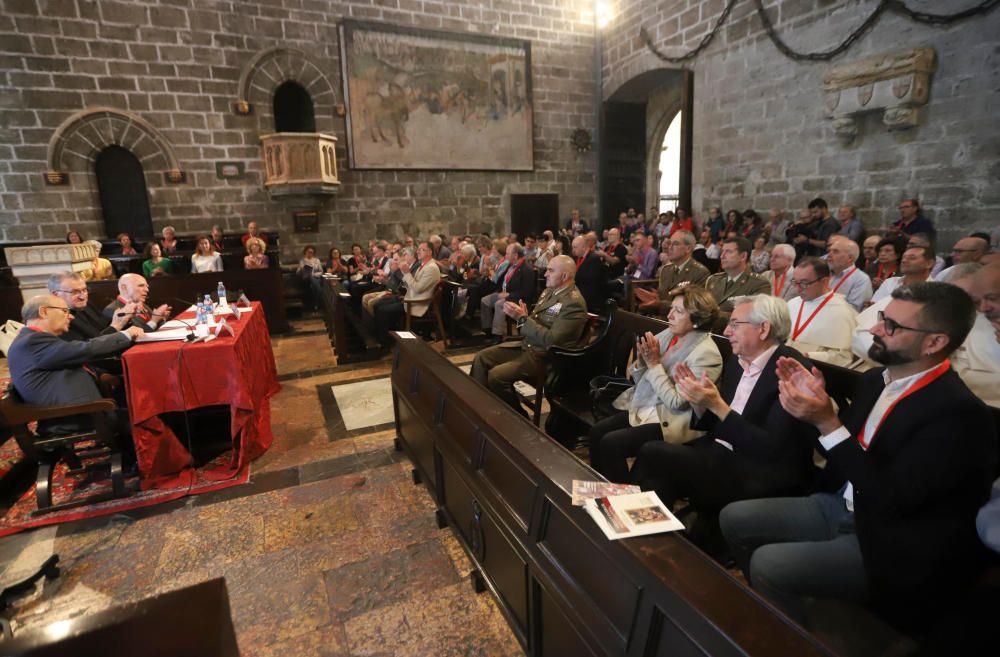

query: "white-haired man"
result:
(761, 243), (796, 301)
(103, 273), (171, 332)
(827, 236), (873, 311)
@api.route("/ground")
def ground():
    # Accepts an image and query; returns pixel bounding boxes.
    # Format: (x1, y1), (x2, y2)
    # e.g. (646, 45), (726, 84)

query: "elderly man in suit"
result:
(49, 272), (136, 342)
(7, 294), (143, 437)
(704, 237), (770, 316)
(471, 255), (588, 414)
(721, 282), (996, 631)
(634, 230), (709, 315)
(373, 241), (441, 345)
(480, 242), (536, 340)
(103, 273), (171, 333)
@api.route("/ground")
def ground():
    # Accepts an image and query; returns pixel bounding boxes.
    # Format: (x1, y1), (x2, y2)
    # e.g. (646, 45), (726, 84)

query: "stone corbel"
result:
(823, 47), (936, 141)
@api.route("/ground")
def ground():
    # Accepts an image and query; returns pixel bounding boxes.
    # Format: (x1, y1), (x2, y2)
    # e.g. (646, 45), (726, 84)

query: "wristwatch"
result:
(516, 316), (527, 330)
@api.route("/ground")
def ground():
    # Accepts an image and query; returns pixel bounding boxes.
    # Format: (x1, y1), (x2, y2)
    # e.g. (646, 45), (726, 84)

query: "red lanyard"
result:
(773, 270), (787, 296)
(831, 267), (856, 294)
(876, 263), (896, 280)
(856, 360), (951, 448)
(666, 335), (679, 350)
(792, 293), (835, 340)
(576, 256), (585, 268)
(503, 259), (523, 288)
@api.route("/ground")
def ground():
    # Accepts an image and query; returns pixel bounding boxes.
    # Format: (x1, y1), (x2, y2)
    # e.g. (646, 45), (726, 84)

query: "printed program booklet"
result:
(571, 480), (640, 507)
(583, 491), (685, 540)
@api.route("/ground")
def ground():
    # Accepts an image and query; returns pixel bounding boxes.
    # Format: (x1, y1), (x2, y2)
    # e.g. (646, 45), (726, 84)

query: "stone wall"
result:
(0, 0), (598, 258)
(602, 0), (1000, 246)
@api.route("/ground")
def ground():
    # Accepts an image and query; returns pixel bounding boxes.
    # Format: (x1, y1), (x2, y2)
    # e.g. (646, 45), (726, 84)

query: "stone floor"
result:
(0, 318), (524, 657)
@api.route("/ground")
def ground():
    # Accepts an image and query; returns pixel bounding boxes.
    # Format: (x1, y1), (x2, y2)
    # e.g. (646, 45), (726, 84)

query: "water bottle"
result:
(217, 281), (227, 307)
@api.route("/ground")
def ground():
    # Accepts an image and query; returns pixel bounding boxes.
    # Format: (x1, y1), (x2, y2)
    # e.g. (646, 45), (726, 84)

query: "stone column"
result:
(3, 243), (99, 303)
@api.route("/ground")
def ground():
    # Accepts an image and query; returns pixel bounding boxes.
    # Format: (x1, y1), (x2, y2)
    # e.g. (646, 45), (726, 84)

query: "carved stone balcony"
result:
(260, 132), (340, 197)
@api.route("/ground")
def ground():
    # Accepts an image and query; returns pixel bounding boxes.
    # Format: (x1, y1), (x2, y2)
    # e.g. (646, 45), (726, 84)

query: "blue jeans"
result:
(719, 492), (868, 621)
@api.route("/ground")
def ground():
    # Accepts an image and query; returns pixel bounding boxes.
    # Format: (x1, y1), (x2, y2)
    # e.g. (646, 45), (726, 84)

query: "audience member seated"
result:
(566, 208), (588, 236)
(49, 272), (135, 342)
(481, 242), (535, 340)
(103, 273), (171, 333)
(324, 247), (347, 276)
(80, 240), (114, 281)
(66, 230), (82, 244)
(720, 282), (995, 632)
(595, 227), (627, 280)
(428, 234), (452, 268)
(373, 242), (441, 345)
(859, 235), (881, 272)
(889, 197), (935, 237)
(241, 221), (267, 247)
(572, 234), (608, 314)
(190, 235), (223, 273)
(471, 255), (587, 414)
(7, 295), (143, 438)
(871, 245), (935, 304)
(363, 250), (405, 316)
(210, 224), (225, 253)
(826, 236), (872, 311)
(346, 243), (369, 281)
(704, 237), (770, 315)
(117, 232), (138, 256)
(867, 237), (903, 291)
(626, 232), (658, 281)
(142, 242), (173, 278)
(631, 294), (817, 556)
(762, 243), (796, 301)
(785, 257), (857, 366)
(749, 236), (770, 274)
(764, 209), (788, 247)
(836, 205), (864, 243)
(906, 232), (945, 279)
(976, 263), (1000, 550)
(243, 237), (268, 270)
(937, 234), (991, 281)
(946, 263), (1000, 407)
(297, 246), (324, 312)
(587, 287), (722, 482)
(159, 225), (178, 254)
(635, 230), (709, 315)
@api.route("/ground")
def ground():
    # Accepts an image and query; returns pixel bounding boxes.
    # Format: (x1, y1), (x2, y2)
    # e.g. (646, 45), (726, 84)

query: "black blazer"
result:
(63, 303), (116, 342)
(500, 260), (537, 305)
(824, 366), (998, 628)
(693, 344), (817, 496)
(575, 252), (609, 313)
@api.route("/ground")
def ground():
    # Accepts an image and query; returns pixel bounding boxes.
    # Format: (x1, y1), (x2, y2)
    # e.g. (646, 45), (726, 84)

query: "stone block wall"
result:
(602, 0), (1000, 246)
(0, 0), (598, 258)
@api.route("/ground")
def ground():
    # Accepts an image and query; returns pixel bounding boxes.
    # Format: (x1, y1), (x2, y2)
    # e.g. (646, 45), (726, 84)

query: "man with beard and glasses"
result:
(719, 282), (997, 633)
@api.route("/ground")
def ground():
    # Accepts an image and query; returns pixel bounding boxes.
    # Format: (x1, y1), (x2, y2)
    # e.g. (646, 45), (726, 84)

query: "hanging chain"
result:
(640, 0), (998, 64)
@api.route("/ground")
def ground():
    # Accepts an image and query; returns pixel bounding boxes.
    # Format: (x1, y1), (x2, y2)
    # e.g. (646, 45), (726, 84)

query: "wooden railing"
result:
(259, 132), (340, 196)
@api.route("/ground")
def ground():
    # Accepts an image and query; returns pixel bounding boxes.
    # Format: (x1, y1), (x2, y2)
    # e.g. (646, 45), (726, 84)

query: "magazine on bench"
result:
(571, 480), (640, 506)
(583, 490), (685, 540)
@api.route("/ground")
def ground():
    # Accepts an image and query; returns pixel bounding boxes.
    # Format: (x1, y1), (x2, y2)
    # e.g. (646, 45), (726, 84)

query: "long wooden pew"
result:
(390, 335), (838, 657)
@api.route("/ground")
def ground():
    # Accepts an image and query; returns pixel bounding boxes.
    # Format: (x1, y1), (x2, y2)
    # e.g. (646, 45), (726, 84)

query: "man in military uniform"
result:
(471, 255), (588, 413)
(634, 230), (709, 315)
(704, 237), (770, 315)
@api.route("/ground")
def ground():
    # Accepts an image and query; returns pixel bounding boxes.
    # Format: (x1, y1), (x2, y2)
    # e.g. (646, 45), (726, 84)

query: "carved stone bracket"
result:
(4, 243), (99, 303)
(823, 47), (937, 141)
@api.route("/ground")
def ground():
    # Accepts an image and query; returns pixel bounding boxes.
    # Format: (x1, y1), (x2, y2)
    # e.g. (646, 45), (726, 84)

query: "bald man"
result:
(102, 273), (171, 332)
(470, 255), (589, 414)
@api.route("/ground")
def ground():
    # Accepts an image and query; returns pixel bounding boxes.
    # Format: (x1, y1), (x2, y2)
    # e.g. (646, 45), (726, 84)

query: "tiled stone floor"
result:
(0, 320), (523, 657)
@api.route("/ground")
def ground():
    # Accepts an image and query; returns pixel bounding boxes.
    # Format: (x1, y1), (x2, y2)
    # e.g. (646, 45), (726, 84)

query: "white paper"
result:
(583, 491), (684, 540)
(135, 328), (191, 343)
(158, 319), (195, 330)
(395, 331), (417, 339)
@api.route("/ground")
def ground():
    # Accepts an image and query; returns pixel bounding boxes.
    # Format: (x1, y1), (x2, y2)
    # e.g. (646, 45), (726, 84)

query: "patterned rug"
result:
(0, 439), (248, 538)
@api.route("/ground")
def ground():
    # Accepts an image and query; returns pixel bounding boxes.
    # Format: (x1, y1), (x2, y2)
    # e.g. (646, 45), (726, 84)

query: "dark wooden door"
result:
(510, 193), (559, 239)
(601, 102), (646, 230)
(95, 145), (154, 240)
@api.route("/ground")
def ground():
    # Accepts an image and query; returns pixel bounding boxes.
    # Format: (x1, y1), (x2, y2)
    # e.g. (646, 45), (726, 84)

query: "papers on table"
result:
(158, 319), (194, 330)
(571, 480), (640, 506)
(395, 331), (417, 339)
(135, 328), (191, 343)
(583, 490), (684, 540)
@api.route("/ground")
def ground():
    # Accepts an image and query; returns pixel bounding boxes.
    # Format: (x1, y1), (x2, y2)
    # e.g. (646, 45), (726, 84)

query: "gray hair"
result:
(938, 262), (984, 284)
(400, 247), (415, 258)
(772, 243), (796, 260)
(461, 244), (477, 260)
(47, 271), (82, 293)
(837, 238), (860, 260)
(162, 225), (175, 236)
(21, 294), (54, 323)
(731, 294), (791, 343)
(509, 242), (525, 258)
(673, 230), (696, 247)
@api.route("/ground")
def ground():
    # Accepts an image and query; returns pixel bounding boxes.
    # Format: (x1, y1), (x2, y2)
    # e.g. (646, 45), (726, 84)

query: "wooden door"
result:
(510, 193), (559, 239)
(95, 145), (154, 240)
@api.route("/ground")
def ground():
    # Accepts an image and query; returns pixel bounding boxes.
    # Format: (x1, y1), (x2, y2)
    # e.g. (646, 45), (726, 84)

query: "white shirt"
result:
(819, 363), (945, 511)
(191, 252), (223, 273)
(715, 344), (779, 451)
(829, 267), (873, 311)
(850, 296), (891, 365)
(786, 293), (857, 366)
(871, 275), (905, 304)
(951, 313), (1000, 407)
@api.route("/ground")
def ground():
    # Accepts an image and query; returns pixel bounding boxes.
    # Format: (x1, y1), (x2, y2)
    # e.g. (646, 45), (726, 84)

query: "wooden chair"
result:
(0, 390), (128, 513)
(624, 276), (658, 312)
(404, 279), (451, 348)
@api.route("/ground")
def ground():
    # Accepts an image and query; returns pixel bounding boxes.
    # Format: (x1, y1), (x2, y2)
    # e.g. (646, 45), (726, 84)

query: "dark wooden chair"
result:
(0, 390), (127, 513)
(623, 276), (658, 312)
(404, 279), (451, 348)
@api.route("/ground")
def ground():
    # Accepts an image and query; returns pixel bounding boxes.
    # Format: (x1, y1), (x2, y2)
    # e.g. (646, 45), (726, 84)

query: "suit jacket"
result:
(761, 269), (796, 301)
(510, 284), (589, 354)
(693, 345), (818, 496)
(823, 367), (997, 627)
(401, 260), (441, 318)
(655, 258), (710, 314)
(103, 297), (158, 332)
(704, 269), (770, 312)
(575, 252), (609, 313)
(500, 259), (536, 305)
(63, 303), (116, 342)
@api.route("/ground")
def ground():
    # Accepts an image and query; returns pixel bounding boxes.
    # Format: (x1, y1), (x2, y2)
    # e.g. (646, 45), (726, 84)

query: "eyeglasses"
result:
(877, 311), (936, 336)
(56, 288), (88, 297)
(951, 248), (980, 253)
(791, 278), (819, 288)
(726, 319), (756, 328)
(42, 306), (72, 315)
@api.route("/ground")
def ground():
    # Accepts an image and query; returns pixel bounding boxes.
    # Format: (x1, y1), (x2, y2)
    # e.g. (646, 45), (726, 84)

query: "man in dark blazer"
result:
(7, 295), (142, 436)
(49, 272), (135, 342)
(480, 242), (536, 338)
(572, 234), (609, 313)
(102, 273), (171, 333)
(720, 282), (997, 631)
(631, 294), (816, 556)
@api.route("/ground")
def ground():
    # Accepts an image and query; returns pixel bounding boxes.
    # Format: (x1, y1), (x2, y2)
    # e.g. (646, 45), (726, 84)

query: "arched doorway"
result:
(273, 81), (316, 132)
(656, 110), (683, 214)
(95, 145), (153, 240)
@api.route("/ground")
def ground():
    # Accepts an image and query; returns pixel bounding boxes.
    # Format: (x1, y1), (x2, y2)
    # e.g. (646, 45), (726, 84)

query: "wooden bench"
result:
(390, 335), (840, 657)
(319, 278), (382, 364)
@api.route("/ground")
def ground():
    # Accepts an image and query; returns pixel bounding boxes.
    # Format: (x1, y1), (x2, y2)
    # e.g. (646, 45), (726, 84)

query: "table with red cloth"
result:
(121, 302), (280, 490)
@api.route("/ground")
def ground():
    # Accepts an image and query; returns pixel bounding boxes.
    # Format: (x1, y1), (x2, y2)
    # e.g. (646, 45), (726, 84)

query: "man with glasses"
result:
(720, 282), (995, 631)
(48, 272), (136, 342)
(889, 198), (935, 237)
(785, 257), (857, 366)
(634, 230), (709, 315)
(871, 245), (936, 305)
(935, 235), (990, 281)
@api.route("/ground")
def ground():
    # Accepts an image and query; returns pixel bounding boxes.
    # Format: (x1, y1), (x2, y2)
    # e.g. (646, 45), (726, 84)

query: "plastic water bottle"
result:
(217, 281), (227, 307)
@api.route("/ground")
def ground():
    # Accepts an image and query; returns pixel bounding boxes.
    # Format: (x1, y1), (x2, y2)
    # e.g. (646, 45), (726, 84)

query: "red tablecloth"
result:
(121, 302), (280, 490)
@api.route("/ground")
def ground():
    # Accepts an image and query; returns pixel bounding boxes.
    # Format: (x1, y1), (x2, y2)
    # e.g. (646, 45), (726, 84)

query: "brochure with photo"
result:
(583, 491), (685, 540)
(571, 480), (640, 507)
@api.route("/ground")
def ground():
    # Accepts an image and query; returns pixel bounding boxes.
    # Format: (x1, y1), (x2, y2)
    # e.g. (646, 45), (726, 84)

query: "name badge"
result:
(547, 302), (562, 315)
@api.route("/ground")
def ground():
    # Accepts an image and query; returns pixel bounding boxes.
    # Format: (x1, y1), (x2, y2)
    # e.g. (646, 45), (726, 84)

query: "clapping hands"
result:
(775, 356), (841, 433)
(675, 362), (728, 419)
(502, 300), (528, 320)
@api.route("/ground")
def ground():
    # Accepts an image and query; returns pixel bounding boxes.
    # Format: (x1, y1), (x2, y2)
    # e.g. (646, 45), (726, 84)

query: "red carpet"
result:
(0, 439), (249, 538)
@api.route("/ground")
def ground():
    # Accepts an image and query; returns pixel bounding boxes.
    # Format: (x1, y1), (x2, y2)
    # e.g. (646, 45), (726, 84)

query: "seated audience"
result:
(103, 273), (171, 333)
(836, 205), (864, 243)
(117, 232), (137, 256)
(704, 237), (770, 315)
(871, 245), (935, 304)
(906, 232), (945, 279)
(481, 242), (535, 339)
(749, 235), (770, 273)
(866, 237), (903, 291)
(634, 230), (709, 315)
(762, 243), (796, 301)
(363, 250), (405, 316)
(595, 227), (628, 280)
(210, 225), (225, 253)
(572, 233), (608, 314)
(826, 236), (872, 311)
(373, 242), (441, 345)
(346, 243), (369, 280)
(159, 225), (178, 254)
(785, 257), (857, 366)
(626, 232), (658, 281)
(720, 282), (995, 631)
(66, 230), (82, 244)
(471, 255), (587, 413)
(566, 208), (588, 236)
(588, 287), (722, 482)
(241, 221), (267, 246)
(890, 197), (935, 237)
(324, 247), (347, 275)
(669, 210), (694, 237)
(80, 240), (114, 281)
(429, 234), (452, 267)
(244, 237), (269, 270)
(297, 246), (324, 312)
(142, 242), (173, 278)
(49, 272), (135, 342)
(947, 262), (1000, 407)
(631, 294), (817, 555)
(975, 264), (1000, 551)
(190, 235), (223, 273)
(937, 234), (990, 281)
(764, 209), (788, 247)
(858, 234), (881, 272)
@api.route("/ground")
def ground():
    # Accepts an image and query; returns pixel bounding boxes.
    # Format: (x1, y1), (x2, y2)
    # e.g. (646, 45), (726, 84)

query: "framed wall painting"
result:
(339, 20), (533, 171)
